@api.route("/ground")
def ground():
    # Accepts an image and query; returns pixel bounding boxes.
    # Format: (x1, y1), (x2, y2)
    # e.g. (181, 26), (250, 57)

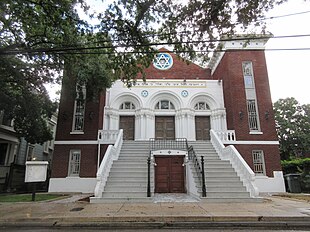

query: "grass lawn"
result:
(0, 193), (67, 202)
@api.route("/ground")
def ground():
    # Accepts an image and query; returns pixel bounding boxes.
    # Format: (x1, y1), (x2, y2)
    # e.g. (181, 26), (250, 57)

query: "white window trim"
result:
(68, 149), (81, 177)
(247, 99), (261, 132)
(252, 150), (266, 176)
(72, 84), (86, 133)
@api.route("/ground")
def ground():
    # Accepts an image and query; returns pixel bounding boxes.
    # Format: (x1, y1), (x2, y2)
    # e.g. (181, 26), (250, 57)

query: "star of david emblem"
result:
(153, 53), (173, 70)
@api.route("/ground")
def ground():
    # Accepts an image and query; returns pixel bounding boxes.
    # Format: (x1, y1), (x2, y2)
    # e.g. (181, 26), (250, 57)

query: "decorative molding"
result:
(132, 80), (207, 88)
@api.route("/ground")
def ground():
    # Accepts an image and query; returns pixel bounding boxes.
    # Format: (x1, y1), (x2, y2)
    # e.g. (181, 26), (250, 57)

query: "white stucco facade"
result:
(104, 79), (227, 141)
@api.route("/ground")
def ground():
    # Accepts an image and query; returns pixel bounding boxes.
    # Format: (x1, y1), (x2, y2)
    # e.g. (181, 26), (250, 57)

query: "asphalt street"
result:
(2, 228), (310, 232)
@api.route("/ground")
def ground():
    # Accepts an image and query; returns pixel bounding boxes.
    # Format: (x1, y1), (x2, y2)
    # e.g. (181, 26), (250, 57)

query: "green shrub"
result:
(281, 158), (310, 174)
(282, 158), (310, 193)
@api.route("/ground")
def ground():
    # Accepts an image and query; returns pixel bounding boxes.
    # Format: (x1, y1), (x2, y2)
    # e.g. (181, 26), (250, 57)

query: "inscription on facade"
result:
(132, 81), (207, 88)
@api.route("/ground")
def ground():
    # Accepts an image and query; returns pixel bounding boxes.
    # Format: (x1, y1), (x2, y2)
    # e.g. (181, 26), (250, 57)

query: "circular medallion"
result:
(141, 90), (148, 97)
(153, 53), (173, 70)
(181, 90), (189, 97)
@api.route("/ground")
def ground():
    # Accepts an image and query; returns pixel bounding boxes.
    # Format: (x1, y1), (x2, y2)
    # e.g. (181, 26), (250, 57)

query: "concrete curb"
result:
(1, 216), (310, 229)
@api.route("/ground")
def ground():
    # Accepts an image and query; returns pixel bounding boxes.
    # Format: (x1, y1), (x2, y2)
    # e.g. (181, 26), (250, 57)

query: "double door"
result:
(119, 116), (135, 140)
(155, 116), (175, 140)
(155, 156), (185, 193)
(195, 116), (211, 140)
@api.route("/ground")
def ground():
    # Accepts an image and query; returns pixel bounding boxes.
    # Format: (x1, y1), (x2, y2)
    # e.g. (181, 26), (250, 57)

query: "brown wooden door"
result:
(195, 116), (211, 140)
(155, 116), (175, 139)
(155, 156), (185, 193)
(119, 116), (135, 140)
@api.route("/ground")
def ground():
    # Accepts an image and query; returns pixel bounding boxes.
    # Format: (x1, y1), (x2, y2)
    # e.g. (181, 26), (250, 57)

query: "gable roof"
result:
(139, 48), (211, 80)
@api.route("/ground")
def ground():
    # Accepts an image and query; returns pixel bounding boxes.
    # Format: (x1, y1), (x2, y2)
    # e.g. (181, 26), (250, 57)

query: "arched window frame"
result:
(155, 100), (175, 110)
(194, 102), (210, 111)
(119, 102), (136, 110)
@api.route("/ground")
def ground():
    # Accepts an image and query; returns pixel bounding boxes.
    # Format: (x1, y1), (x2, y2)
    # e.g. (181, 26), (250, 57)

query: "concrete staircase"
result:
(99, 141), (153, 202)
(189, 141), (256, 202)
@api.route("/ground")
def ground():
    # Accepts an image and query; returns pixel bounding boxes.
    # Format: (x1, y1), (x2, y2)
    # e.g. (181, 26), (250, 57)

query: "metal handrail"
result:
(187, 145), (207, 197)
(149, 138), (188, 152)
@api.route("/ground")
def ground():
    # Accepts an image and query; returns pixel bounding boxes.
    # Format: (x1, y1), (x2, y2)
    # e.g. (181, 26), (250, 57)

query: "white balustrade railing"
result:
(215, 130), (236, 143)
(210, 129), (259, 197)
(98, 130), (119, 144)
(94, 129), (123, 198)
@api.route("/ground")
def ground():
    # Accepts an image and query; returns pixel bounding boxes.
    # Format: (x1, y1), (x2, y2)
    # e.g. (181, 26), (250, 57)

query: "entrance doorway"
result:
(155, 116), (175, 140)
(119, 116), (135, 140)
(195, 116), (211, 140)
(155, 156), (185, 193)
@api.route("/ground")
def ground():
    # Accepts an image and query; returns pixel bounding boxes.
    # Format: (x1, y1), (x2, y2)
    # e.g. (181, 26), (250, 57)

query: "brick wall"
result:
(212, 49), (282, 177)
(138, 48), (212, 80)
(55, 77), (106, 141)
(234, 144), (282, 177)
(213, 50), (278, 141)
(51, 144), (109, 178)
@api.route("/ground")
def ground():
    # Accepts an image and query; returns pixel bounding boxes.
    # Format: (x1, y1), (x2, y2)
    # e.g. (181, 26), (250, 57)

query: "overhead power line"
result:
(259, 10), (310, 21)
(1, 33), (310, 56)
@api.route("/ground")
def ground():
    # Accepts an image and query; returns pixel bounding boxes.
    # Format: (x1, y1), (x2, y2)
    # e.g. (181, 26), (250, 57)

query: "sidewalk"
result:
(0, 194), (310, 229)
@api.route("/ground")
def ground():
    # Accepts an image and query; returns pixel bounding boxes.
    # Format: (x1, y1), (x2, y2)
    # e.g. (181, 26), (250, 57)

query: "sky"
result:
(47, 0), (310, 105)
(264, 0), (310, 104)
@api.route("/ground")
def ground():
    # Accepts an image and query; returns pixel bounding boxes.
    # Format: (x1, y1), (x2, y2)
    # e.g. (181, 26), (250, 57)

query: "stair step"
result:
(102, 192), (147, 198)
(91, 197), (152, 203)
(204, 192), (250, 198)
(206, 186), (247, 192)
(104, 186), (148, 191)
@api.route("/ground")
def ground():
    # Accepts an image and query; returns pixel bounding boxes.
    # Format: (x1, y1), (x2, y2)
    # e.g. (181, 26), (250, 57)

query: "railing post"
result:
(201, 156), (207, 197)
(147, 156), (151, 197)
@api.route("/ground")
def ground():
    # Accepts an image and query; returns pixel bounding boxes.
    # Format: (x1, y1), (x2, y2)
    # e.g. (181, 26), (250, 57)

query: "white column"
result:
(147, 112), (155, 139)
(135, 112), (141, 140)
(188, 112), (196, 141)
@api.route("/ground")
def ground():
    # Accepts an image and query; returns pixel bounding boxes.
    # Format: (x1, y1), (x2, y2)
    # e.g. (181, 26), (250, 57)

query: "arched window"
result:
(194, 102), (210, 110)
(119, 102), (136, 110)
(155, 100), (175, 110)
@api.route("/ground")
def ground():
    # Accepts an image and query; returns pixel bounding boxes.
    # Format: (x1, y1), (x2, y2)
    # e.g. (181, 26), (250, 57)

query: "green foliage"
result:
(0, 193), (67, 202)
(282, 158), (310, 192)
(281, 158), (310, 174)
(0, 0), (94, 143)
(0, 0), (295, 143)
(274, 97), (310, 160)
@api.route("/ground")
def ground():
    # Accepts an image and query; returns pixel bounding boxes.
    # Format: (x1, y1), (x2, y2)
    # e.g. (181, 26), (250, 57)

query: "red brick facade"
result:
(212, 50), (282, 176)
(51, 47), (282, 180)
(51, 75), (108, 178)
(138, 48), (211, 80)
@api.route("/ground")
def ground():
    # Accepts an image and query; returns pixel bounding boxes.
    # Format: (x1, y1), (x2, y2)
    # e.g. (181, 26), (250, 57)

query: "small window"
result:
(68, 150), (81, 176)
(27, 144), (35, 161)
(155, 100), (175, 110)
(119, 102), (135, 110)
(242, 61), (255, 89)
(0, 144), (8, 165)
(252, 150), (266, 175)
(194, 102), (210, 110)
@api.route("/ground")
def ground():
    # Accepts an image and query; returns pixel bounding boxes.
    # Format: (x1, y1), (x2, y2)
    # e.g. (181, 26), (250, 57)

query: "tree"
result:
(274, 97), (310, 160)
(0, 0), (115, 143)
(1, 0), (294, 143)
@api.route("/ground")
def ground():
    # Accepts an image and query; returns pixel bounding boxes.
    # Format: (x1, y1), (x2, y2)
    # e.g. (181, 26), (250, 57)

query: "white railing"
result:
(215, 130), (236, 143)
(210, 129), (259, 197)
(94, 129), (123, 198)
(98, 130), (119, 144)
